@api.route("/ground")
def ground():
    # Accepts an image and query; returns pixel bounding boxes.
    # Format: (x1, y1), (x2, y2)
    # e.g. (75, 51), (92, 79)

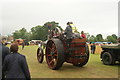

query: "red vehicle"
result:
(37, 27), (89, 70)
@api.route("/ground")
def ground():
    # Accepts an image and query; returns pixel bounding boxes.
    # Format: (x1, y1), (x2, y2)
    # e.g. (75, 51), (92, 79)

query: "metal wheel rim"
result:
(37, 50), (42, 61)
(37, 48), (43, 62)
(46, 41), (58, 68)
(103, 54), (110, 64)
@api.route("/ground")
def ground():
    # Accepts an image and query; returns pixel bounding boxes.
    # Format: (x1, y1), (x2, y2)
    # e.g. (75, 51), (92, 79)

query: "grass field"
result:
(8, 45), (119, 78)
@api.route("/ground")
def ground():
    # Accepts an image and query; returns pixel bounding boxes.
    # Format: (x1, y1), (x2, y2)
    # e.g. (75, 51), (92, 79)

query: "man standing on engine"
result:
(65, 22), (73, 48)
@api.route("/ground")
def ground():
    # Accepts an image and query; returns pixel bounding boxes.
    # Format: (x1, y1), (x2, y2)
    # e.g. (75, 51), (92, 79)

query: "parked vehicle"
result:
(100, 43), (120, 65)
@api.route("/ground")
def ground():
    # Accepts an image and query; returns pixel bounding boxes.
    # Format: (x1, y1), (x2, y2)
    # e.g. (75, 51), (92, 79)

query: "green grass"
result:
(8, 45), (119, 78)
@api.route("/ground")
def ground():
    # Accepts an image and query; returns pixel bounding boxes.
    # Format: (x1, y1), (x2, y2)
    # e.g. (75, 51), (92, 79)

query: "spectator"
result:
(0, 40), (10, 80)
(22, 42), (25, 50)
(0, 41), (10, 65)
(91, 43), (96, 54)
(2, 43), (31, 79)
(81, 31), (86, 38)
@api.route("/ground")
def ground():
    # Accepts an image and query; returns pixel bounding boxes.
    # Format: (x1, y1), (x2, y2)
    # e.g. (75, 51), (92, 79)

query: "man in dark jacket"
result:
(0, 44), (10, 65)
(2, 43), (31, 79)
(65, 22), (73, 48)
(65, 22), (73, 39)
(0, 41), (10, 80)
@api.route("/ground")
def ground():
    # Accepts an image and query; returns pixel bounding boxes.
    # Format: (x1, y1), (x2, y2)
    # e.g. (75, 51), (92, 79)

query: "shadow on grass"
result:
(57, 63), (88, 72)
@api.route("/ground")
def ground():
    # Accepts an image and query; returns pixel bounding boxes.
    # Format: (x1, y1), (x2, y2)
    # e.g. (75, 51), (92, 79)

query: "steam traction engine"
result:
(37, 27), (89, 70)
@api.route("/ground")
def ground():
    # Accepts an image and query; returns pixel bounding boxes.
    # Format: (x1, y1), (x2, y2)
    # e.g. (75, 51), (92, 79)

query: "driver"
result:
(64, 22), (73, 48)
(65, 22), (73, 39)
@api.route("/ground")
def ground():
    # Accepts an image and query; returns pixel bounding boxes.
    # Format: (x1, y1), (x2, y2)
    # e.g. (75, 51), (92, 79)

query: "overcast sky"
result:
(0, 0), (119, 38)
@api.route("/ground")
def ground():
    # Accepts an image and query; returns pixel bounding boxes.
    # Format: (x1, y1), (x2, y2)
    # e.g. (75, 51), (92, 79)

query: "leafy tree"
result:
(30, 25), (46, 40)
(43, 21), (63, 31)
(30, 21), (62, 41)
(13, 28), (29, 40)
(89, 35), (96, 42)
(106, 34), (117, 43)
(112, 34), (117, 40)
(13, 30), (20, 39)
(96, 34), (104, 42)
(12, 21), (63, 41)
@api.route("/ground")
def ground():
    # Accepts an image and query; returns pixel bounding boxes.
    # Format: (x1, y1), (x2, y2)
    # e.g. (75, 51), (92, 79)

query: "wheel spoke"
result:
(47, 54), (52, 57)
(38, 57), (41, 61)
(39, 50), (41, 53)
(49, 59), (54, 64)
(52, 43), (55, 47)
(39, 52), (41, 55)
(53, 54), (58, 56)
(53, 49), (57, 53)
(49, 58), (56, 65)
(48, 47), (52, 50)
(38, 53), (40, 57)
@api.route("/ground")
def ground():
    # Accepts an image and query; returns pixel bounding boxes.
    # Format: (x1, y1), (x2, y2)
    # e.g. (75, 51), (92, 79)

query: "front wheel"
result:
(37, 47), (44, 63)
(102, 52), (115, 65)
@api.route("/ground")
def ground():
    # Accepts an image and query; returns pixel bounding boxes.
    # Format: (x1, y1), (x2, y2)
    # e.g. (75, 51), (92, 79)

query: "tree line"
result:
(12, 21), (118, 43)
(86, 33), (118, 43)
(12, 21), (62, 41)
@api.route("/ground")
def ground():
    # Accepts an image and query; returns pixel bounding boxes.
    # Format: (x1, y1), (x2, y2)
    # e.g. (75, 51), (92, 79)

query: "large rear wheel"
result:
(46, 39), (65, 70)
(46, 39), (64, 70)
